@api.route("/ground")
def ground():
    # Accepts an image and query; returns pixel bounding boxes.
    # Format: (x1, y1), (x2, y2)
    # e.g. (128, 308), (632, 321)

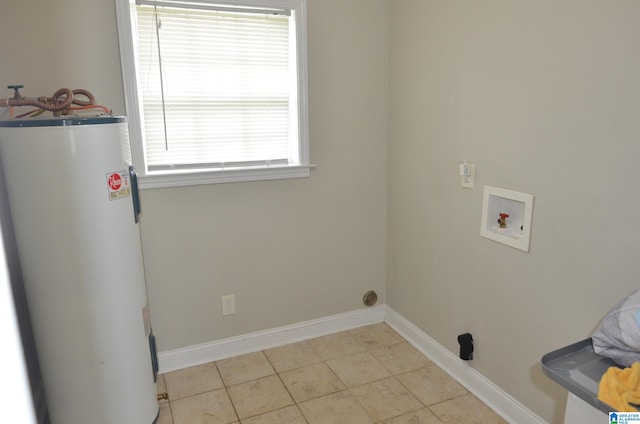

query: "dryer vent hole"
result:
(363, 290), (378, 307)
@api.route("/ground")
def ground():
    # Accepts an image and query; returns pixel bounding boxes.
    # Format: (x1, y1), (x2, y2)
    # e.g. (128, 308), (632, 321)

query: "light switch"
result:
(460, 163), (475, 189)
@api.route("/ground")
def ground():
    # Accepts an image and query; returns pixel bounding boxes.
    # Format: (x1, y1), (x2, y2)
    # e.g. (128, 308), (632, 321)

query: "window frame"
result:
(115, 0), (310, 189)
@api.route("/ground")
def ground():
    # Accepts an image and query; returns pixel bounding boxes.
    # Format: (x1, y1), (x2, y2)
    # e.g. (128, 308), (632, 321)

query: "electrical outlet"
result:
(222, 295), (235, 316)
(461, 163), (475, 189)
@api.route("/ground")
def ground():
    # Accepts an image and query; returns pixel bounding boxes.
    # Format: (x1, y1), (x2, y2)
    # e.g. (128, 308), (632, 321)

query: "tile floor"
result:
(155, 323), (507, 424)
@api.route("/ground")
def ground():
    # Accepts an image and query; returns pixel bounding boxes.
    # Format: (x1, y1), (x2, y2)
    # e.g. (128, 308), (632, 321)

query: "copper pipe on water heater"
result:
(1, 87), (103, 113)
(1, 88), (73, 111)
(68, 88), (96, 106)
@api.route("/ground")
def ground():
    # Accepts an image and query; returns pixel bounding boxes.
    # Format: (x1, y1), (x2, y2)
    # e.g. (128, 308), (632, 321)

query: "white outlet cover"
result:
(222, 295), (235, 315)
(461, 164), (475, 189)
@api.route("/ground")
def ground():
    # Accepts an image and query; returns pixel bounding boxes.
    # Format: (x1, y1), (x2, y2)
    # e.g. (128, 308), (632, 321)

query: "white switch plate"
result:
(461, 164), (475, 188)
(222, 295), (235, 315)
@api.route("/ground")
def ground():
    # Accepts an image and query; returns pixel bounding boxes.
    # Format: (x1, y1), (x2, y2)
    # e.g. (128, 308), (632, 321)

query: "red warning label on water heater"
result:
(108, 173), (122, 190)
(106, 170), (131, 201)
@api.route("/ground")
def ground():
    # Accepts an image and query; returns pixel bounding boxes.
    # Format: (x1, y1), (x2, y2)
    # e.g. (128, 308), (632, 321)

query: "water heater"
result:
(0, 116), (159, 424)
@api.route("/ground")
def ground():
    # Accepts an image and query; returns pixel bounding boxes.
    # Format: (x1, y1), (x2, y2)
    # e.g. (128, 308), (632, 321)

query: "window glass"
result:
(116, 0), (309, 187)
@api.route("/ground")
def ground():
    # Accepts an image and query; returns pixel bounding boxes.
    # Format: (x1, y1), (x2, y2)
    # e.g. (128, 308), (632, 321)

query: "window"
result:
(115, 0), (309, 188)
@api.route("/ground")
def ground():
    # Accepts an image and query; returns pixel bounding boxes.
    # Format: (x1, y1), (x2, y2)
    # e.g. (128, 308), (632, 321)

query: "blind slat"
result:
(135, 4), (292, 167)
(136, 0), (291, 16)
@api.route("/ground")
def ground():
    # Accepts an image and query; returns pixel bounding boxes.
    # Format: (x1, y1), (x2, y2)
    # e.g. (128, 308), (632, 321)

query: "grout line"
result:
(159, 324), (501, 424)
(214, 361), (241, 423)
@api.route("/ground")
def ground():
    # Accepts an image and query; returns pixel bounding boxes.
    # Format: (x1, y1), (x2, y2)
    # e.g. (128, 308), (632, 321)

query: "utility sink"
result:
(541, 338), (616, 414)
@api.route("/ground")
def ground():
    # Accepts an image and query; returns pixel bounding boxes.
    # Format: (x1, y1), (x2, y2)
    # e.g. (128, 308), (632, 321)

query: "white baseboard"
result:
(158, 305), (386, 373)
(158, 304), (546, 424)
(384, 307), (547, 424)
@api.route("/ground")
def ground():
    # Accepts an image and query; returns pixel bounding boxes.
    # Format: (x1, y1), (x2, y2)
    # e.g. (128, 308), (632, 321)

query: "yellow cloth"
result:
(598, 362), (640, 412)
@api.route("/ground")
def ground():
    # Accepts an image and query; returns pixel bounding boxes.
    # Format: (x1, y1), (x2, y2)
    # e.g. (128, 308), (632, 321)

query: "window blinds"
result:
(135, 3), (291, 170)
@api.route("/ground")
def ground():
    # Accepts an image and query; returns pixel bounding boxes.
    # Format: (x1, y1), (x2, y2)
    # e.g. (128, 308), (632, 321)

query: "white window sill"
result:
(138, 164), (314, 189)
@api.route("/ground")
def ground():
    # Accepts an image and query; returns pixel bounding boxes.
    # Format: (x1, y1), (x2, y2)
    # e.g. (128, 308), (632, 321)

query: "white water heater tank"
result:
(0, 116), (159, 424)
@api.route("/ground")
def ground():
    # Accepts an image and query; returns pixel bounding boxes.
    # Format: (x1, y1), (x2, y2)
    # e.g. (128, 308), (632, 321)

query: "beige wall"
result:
(0, 0), (389, 350)
(139, 0), (389, 349)
(0, 1), (126, 116)
(388, 1), (640, 422)
(5, 0), (640, 422)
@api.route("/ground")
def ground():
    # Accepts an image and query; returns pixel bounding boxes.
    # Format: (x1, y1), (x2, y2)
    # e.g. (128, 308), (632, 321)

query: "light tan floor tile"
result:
(264, 341), (323, 372)
(227, 374), (294, 419)
(216, 351), (275, 386)
(308, 331), (365, 361)
(326, 351), (391, 387)
(156, 402), (173, 424)
(157, 374), (169, 403)
(170, 389), (237, 424)
(397, 364), (467, 406)
(350, 377), (423, 422)
(280, 362), (345, 403)
(370, 341), (431, 375)
(164, 362), (224, 400)
(299, 391), (373, 424)
(159, 325), (503, 424)
(349, 323), (404, 350)
(240, 405), (307, 424)
(429, 394), (507, 423)
(379, 408), (443, 424)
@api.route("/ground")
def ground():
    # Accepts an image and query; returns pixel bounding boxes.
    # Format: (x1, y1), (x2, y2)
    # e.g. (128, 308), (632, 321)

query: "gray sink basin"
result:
(541, 338), (617, 413)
